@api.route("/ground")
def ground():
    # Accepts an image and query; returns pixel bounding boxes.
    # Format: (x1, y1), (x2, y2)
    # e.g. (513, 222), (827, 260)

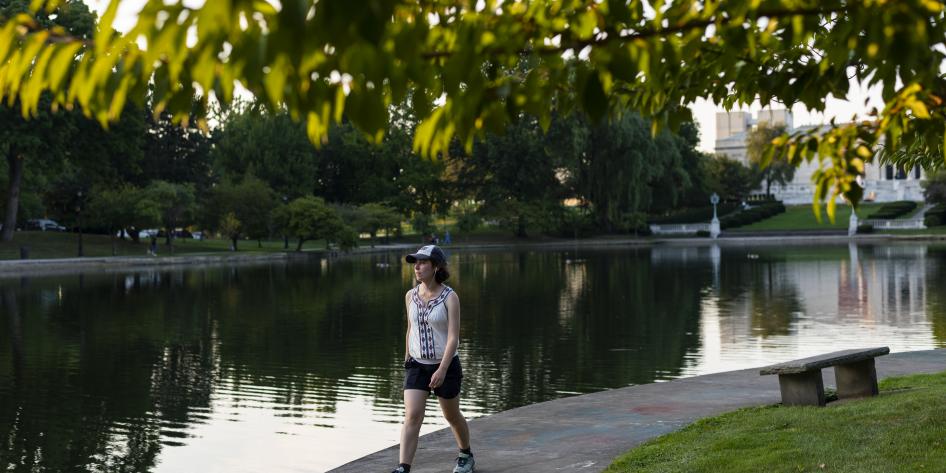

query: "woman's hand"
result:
(429, 368), (446, 389)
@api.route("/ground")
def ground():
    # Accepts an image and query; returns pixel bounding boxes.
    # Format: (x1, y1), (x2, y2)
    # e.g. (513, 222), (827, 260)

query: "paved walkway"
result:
(330, 349), (946, 473)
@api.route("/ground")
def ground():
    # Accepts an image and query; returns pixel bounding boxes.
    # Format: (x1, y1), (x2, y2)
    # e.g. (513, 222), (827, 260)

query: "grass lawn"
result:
(605, 370), (946, 473)
(729, 203), (884, 232)
(0, 231), (333, 260)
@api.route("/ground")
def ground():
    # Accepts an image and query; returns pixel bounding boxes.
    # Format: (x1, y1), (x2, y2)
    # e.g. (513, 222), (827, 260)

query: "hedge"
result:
(867, 200), (918, 219)
(719, 201), (786, 229)
(648, 203), (739, 224)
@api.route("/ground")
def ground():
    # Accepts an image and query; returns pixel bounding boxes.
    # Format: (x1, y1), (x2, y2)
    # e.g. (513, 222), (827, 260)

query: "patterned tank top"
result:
(408, 285), (456, 364)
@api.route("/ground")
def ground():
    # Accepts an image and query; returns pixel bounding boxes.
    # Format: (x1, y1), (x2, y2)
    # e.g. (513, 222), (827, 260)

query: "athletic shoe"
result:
(453, 452), (474, 473)
(390, 467), (407, 473)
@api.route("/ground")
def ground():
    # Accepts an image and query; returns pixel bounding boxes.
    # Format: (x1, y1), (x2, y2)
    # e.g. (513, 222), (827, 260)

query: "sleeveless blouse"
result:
(408, 285), (456, 364)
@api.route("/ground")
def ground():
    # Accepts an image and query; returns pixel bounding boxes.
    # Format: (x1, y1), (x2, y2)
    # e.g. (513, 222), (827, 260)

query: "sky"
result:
(84, 0), (885, 153)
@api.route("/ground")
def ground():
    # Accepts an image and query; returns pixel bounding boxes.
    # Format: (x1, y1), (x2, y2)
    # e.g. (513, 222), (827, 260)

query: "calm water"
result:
(1, 243), (945, 472)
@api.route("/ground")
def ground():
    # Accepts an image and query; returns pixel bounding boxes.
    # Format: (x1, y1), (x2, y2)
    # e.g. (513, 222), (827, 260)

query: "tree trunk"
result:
(257, 239), (262, 248)
(165, 227), (172, 246)
(2, 153), (24, 242)
(766, 178), (772, 197)
(231, 237), (238, 251)
(516, 214), (527, 238)
(296, 238), (304, 251)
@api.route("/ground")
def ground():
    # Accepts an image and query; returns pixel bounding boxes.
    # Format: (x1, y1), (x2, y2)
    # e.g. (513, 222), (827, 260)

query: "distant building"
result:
(714, 110), (925, 203)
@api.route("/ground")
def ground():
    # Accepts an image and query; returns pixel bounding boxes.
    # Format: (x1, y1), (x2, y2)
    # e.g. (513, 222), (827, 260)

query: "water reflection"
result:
(683, 243), (943, 376)
(0, 244), (944, 471)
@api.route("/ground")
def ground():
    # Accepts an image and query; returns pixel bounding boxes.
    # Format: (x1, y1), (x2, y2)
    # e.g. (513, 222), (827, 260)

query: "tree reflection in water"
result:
(0, 244), (944, 471)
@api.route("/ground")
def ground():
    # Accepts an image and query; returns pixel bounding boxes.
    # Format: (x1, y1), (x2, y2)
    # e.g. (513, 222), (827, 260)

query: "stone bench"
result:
(759, 347), (890, 406)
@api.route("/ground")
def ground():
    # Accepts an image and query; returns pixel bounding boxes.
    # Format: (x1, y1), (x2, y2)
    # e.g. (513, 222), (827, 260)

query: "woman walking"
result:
(393, 245), (474, 473)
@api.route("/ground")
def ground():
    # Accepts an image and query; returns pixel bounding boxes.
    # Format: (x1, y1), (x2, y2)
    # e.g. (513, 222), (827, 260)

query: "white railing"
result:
(863, 219), (925, 230)
(649, 223), (712, 235)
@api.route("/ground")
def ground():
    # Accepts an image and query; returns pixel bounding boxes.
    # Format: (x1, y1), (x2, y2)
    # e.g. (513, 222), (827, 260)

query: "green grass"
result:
(0, 231), (333, 260)
(605, 370), (946, 473)
(729, 204), (884, 232)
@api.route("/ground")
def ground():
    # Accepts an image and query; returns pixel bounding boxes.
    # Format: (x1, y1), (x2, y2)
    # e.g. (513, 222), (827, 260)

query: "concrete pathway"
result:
(329, 349), (946, 473)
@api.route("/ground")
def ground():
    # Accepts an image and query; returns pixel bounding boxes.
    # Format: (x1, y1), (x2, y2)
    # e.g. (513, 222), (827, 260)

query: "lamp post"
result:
(709, 192), (720, 239)
(76, 189), (84, 257)
(282, 195), (289, 250)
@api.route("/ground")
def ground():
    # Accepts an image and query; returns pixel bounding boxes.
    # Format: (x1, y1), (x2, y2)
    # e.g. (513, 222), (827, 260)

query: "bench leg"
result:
(834, 358), (879, 400)
(777, 371), (825, 406)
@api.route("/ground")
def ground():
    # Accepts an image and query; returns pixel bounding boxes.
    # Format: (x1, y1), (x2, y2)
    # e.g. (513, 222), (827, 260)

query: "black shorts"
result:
(403, 356), (463, 399)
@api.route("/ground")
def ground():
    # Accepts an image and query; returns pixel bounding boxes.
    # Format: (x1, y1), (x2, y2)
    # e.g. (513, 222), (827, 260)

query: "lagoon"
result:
(1, 242), (944, 472)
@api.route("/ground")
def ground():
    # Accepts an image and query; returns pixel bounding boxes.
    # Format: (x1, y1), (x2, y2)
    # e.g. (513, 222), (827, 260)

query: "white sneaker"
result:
(453, 452), (474, 473)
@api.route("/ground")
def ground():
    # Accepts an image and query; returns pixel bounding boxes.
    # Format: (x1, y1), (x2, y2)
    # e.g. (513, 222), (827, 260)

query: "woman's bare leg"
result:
(399, 390), (428, 465)
(437, 395), (470, 450)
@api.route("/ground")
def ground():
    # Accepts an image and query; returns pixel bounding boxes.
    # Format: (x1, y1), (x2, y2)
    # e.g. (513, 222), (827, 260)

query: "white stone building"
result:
(714, 110), (926, 204)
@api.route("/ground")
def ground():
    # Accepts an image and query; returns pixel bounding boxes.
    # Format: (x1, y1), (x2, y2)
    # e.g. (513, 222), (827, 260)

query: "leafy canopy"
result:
(2, 0), (946, 219)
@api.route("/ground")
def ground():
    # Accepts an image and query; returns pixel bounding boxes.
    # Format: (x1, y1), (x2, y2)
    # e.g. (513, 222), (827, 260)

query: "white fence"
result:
(649, 223), (712, 235)
(863, 219), (925, 230)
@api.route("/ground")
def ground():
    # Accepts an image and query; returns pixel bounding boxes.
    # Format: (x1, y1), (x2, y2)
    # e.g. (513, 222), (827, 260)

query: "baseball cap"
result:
(405, 245), (446, 264)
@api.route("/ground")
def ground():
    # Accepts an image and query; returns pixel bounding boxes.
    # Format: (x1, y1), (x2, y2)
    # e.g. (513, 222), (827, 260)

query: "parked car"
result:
(26, 219), (66, 232)
(138, 228), (159, 239)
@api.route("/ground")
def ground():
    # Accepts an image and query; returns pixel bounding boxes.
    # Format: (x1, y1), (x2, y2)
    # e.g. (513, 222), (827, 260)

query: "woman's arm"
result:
(430, 292), (460, 388)
(404, 290), (412, 362)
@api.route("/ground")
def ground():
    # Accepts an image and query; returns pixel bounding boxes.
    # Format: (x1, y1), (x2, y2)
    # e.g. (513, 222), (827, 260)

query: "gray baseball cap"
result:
(405, 245), (446, 264)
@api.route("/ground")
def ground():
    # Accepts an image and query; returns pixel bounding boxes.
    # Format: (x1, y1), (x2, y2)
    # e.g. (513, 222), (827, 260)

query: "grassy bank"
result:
(605, 370), (946, 473)
(729, 203), (883, 232)
(0, 231), (333, 260)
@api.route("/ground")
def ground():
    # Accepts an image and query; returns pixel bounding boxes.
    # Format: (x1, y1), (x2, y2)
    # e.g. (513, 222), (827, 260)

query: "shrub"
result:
(695, 230), (711, 237)
(617, 212), (648, 233)
(558, 206), (597, 238)
(456, 212), (481, 232)
(719, 201), (786, 229)
(922, 170), (946, 204)
(924, 204), (946, 227)
(648, 203), (739, 224)
(867, 201), (918, 219)
(857, 223), (874, 234)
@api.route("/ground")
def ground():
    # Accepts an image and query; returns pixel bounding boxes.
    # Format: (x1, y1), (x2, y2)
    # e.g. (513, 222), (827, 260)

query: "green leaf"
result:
(574, 9), (598, 40)
(47, 42), (82, 91)
(96, 0), (122, 56)
(263, 54), (288, 104)
(306, 110), (327, 146)
(0, 22), (18, 66)
(908, 98), (930, 119)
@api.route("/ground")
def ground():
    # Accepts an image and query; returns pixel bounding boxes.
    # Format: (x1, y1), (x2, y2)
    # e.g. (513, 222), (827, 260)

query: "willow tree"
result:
(2, 0), (945, 220)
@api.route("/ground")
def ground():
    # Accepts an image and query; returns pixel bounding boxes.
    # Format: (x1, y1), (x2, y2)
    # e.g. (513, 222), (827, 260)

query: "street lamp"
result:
(282, 195), (289, 250)
(709, 192), (720, 239)
(76, 189), (84, 257)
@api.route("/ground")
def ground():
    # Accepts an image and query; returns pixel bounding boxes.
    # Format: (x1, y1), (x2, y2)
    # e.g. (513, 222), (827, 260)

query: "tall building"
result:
(714, 110), (925, 203)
